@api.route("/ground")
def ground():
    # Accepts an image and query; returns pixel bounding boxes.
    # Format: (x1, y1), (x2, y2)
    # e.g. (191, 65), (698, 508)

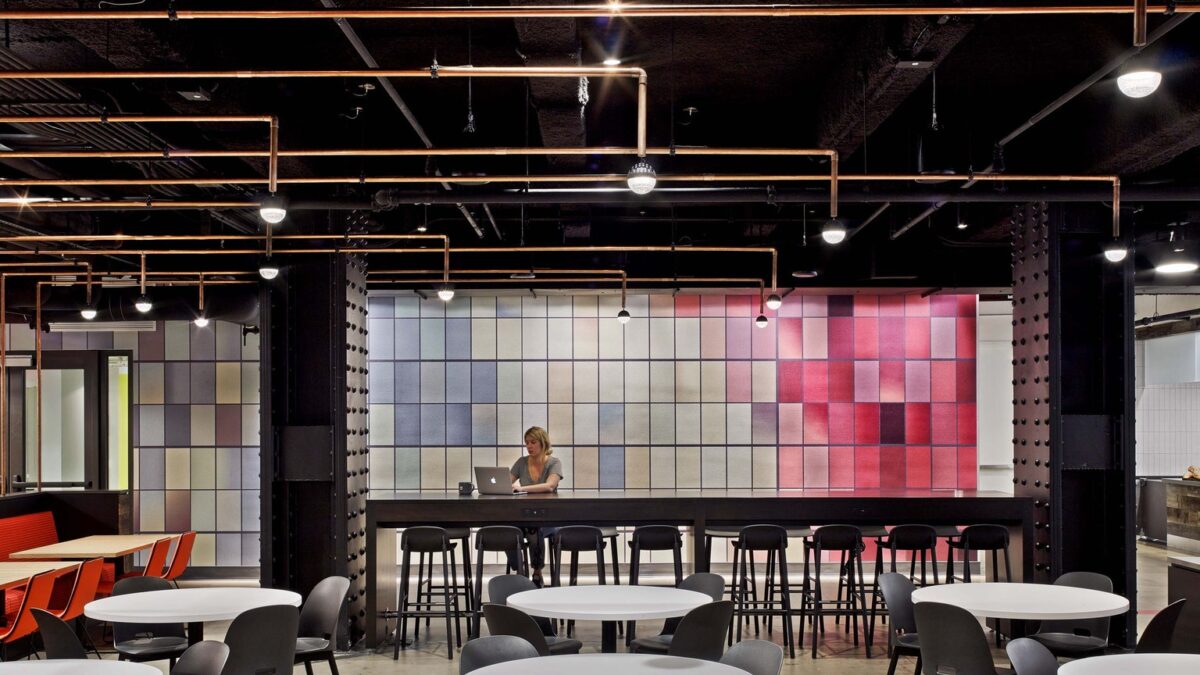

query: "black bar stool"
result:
(801, 524), (870, 659)
(835, 525), (887, 631)
(471, 525), (529, 639)
(550, 525), (608, 637)
(625, 525), (683, 643)
(946, 524), (1012, 584)
(731, 524), (796, 658)
(599, 526), (622, 585)
(415, 527), (473, 647)
(868, 524), (938, 639)
(393, 526), (462, 661)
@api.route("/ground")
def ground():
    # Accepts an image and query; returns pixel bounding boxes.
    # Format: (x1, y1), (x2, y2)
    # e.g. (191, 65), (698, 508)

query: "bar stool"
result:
(868, 524), (938, 640)
(550, 525), (608, 637)
(625, 525), (684, 643)
(835, 525), (887, 631)
(392, 526), (463, 660)
(598, 526), (621, 585)
(801, 524), (870, 659)
(471, 526), (529, 639)
(945, 524), (1012, 584)
(731, 525), (796, 658)
(415, 527), (473, 648)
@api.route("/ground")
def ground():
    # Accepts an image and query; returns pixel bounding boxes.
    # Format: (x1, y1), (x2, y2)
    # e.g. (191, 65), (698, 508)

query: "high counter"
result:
(364, 488), (1033, 646)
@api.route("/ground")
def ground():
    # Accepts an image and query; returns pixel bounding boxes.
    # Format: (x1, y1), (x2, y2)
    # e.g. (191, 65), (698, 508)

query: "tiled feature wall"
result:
(366, 292), (977, 491)
(1135, 340), (1200, 477)
(8, 321), (261, 568)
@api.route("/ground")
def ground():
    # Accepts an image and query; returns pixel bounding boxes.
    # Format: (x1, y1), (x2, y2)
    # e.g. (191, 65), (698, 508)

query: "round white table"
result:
(0, 662), (159, 674)
(507, 586), (711, 653)
(85, 587), (302, 644)
(472, 653), (746, 674)
(911, 582), (1129, 620)
(1059, 653), (1200, 675)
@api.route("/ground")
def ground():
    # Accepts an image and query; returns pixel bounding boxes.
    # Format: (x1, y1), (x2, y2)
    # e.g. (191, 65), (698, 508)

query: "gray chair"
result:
(32, 608), (87, 659)
(173, 641), (231, 675)
(913, 601), (1006, 675)
(481, 603), (582, 656)
(1029, 572), (1112, 657)
(486, 574), (560, 644)
(460, 635), (539, 674)
(112, 576), (189, 667)
(1006, 638), (1059, 675)
(877, 573), (922, 675)
(719, 639), (784, 675)
(631, 600), (734, 662)
(222, 605), (299, 675)
(1136, 599), (1186, 653)
(628, 573), (726, 652)
(295, 576), (350, 675)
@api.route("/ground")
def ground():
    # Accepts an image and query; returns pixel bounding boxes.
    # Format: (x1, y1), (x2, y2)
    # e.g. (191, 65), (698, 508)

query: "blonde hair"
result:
(524, 426), (552, 457)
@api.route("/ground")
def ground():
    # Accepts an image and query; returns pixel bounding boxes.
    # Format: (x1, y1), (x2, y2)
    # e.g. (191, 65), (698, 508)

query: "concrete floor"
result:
(128, 542), (1171, 674)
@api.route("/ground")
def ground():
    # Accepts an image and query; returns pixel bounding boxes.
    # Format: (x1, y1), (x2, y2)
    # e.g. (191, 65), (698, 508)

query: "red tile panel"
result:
(904, 318), (931, 359)
(854, 318), (880, 358)
(905, 403), (931, 444)
(957, 446), (978, 489)
(829, 362), (855, 402)
(931, 403), (957, 445)
(932, 446), (957, 488)
(956, 318), (977, 358)
(828, 318), (854, 359)
(879, 361), (906, 402)
(906, 446), (931, 488)
(905, 296), (930, 317)
(829, 446), (855, 488)
(804, 403), (829, 444)
(726, 295), (754, 317)
(778, 318), (804, 359)
(803, 361), (829, 402)
(853, 296), (879, 317)
(930, 361), (958, 401)
(879, 296), (905, 317)
(956, 360), (976, 402)
(880, 446), (907, 488)
(778, 361), (804, 402)
(854, 403), (880, 444)
(675, 295), (701, 317)
(855, 446), (881, 488)
(957, 403), (977, 445)
(828, 403), (855, 445)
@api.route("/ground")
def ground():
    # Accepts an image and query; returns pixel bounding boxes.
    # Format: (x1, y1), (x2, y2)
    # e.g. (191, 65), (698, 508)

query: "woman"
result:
(509, 426), (563, 586)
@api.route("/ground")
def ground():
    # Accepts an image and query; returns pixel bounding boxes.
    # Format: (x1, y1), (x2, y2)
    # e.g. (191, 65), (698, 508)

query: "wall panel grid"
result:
(7, 320), (261, 568)
(367, 293), (978, 492)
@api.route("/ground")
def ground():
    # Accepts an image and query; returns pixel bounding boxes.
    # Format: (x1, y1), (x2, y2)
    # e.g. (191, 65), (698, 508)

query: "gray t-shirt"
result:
(510, 455), (564, 487)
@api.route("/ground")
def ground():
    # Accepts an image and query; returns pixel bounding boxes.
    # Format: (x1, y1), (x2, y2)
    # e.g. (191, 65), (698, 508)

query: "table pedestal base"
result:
(187, 622), (203, 646)
(601, 621), (617, 653)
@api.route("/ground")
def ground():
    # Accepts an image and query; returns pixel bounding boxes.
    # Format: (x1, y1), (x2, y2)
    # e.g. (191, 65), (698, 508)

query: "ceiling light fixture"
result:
(80, 265), (96, 320)
(821, 217), (847, 245)
(1104, 241), (1128, 263)
(258, 193), (287, 224)
(194, 274), (210, 328)
(755, 288), (769, 328)
(755, 314), (769, 328)
(259, 258), (280, 280)
(603, 57), (621, 67)
(616, 275), (631, 323)
(510, 270), (537, 280)
(957, 221), (968, 230)
(765, 293), (783, 311)
(791, 270), (818, 279)
(134, 253), (152, 313)
(617, 308), (631, 323)
(627, 161), (657, 195)
(437, 286), (456, 302)
(1116, 60), (1162, 98)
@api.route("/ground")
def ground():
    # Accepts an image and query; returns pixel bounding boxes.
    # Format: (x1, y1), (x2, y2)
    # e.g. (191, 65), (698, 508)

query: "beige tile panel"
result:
(215, 362), (241, 404)
(191, 405), (216, 446)
(650, 447), (676, 488)
(420, 449), (446, 489)
(625, 446), (650, 489)
(728, 446), (754, 488)
(547, 362), (573, 402)
(676, 446), (701, 488)
(753, 445), (778, 488)
(573, 446), (598, 489)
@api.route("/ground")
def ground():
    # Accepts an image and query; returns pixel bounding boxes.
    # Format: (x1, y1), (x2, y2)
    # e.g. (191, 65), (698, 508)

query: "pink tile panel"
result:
(675, 295), (701, 317)
(701, 295), (726, 317)
(803, 447), (829, 488)
(779, 447), (804, 488)
(727, 362), (752, 402)
(778, 318), (804, 359)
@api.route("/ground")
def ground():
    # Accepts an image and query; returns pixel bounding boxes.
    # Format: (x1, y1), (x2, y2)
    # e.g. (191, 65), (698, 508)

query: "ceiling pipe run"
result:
(0, 115), (279, 193)
(0, 67), (650, 157)
(0, 4), (1191, 20)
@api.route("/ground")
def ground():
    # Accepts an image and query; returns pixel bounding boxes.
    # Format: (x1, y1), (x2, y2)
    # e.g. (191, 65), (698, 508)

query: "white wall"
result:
(977, 300), (1014, 493)
(1134, 295), (1200, 477)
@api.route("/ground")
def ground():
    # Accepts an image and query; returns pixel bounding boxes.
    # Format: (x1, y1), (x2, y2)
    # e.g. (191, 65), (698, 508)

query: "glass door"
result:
(24, 366), (88, 488)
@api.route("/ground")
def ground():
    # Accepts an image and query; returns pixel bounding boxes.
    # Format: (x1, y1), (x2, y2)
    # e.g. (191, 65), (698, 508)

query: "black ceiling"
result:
(1, 0), (1199, 309)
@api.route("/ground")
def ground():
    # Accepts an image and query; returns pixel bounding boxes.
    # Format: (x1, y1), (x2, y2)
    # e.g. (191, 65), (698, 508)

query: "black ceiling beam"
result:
(815, 16), (977, 162)
(512, 0), (586, 168)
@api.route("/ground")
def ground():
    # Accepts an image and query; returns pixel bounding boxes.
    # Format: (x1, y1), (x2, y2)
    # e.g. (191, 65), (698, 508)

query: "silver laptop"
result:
(474, 467), (526, 495)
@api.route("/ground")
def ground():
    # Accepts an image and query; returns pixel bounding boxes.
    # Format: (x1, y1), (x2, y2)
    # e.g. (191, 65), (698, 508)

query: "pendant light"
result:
(627, 161), (657, 195)
(1116, 58), (1162, 98)
(755, 288), (769, 328)
(134, 254), (152, 313)
(258, 193), (287, 225)
(193, 274), (210, 328)
(1104, 179), (1128, 263)
(616, 275), (630, 323)
(916, 70), (955, 183)
(79, 266), (97, 320)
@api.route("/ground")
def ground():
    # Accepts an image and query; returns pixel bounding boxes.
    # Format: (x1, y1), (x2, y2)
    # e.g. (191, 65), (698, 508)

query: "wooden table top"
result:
(0, 561), (79, 591)
(10, 534), (174, 560)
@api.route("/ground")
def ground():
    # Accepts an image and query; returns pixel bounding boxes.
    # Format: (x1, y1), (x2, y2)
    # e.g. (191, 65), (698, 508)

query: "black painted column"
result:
(260, 249), (370, 644)
(1011, 202), (1136, 645)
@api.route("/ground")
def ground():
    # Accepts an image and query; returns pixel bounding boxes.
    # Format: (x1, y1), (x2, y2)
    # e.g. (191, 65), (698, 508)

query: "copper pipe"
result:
(0, 115), (279, 194)
(1134, 0), (1149, 45)
(197, 275), (205, 315)
(0, 201), (260, 210)
(1113, 176), (1121, 238)
(0, 273), (6, 496)
(829, 152), (839, 219)
(34, 283), (40, 492)
(0, 69), (648, 157)
(43, 279), (254, 288)
(0, 145), (835, 160)
(0, 5), (1188, 20)
(371, 268), (626, 275)
(0, 232), (448, 243)
(0, 261), (88, 268)
(138, 254), (146, 297)
(370, 276), (765, 286)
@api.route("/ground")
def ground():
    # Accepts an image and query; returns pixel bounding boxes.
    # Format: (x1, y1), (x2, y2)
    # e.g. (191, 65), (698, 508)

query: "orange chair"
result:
(163, 532), (196, 585)
(0, 571), (57, 660)
(50, 559), (102, 657)
(120, 536), (173, 580)
(51, 559), (100, 622)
